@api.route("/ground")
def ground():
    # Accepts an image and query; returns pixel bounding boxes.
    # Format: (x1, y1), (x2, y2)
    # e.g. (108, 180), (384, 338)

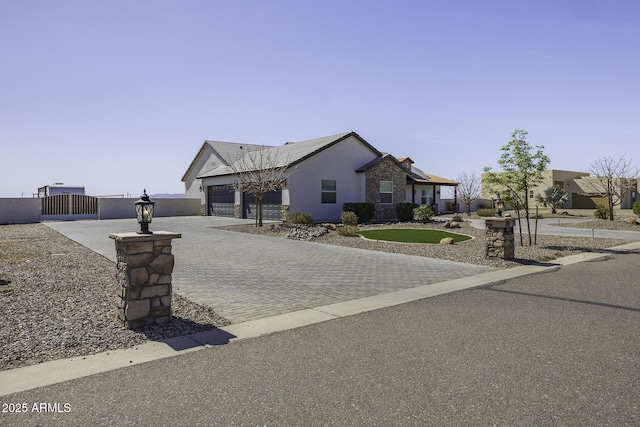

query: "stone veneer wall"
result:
(110, 231), (181, 329)
(364, 157), (407, 221)
(485, 218), (516, 259)
(281, 204), (290, 222)
(234, 204), (241, 219)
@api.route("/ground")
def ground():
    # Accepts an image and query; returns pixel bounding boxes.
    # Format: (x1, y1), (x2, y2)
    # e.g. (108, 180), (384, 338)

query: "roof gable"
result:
(197, 131), (381, 179)
(182, 140), (267, 182)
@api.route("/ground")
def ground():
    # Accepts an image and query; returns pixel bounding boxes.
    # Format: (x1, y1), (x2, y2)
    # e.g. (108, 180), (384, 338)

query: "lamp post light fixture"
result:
(134, 189), (155, 234)
(495, 192), (505, 217)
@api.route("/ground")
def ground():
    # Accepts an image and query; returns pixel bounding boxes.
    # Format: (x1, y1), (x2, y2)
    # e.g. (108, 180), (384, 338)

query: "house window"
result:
(529, 190), (534, 199)
(380, 181), (393, 204)
(321, 180), (336, 204)
(421, 189), (427, 205)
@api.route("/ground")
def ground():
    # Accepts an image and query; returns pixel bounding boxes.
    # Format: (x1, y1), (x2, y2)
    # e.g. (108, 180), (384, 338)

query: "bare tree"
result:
(585, 156), (639, 220)
(456, 171), (482, 215)
(228, 145), (291, 227)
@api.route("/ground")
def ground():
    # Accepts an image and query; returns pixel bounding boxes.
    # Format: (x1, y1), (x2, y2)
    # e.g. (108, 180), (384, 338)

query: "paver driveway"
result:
(46, 216), (493, 323)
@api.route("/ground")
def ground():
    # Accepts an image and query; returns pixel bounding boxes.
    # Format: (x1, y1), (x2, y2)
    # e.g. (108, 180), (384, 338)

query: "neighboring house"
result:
(182, 131), (459, 222)
(38, 183), (85, 197)
(482, 169), (638, 210)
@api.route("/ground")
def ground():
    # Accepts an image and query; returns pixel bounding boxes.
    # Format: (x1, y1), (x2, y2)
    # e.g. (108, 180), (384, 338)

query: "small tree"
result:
(585, 156), (639, 220)
(228, 145), (291, 227)
(483, 129), (550, 246)
(536, 186), (569, 214)
(456, 171), (482, 215)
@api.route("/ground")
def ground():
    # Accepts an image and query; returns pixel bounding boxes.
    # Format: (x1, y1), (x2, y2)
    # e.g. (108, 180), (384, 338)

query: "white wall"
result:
(287, 135), (378, 222)
(0, 198), (40, 224)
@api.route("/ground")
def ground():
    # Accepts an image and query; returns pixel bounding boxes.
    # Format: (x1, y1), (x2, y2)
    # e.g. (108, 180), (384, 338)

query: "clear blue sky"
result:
(2, 0), (638, 198)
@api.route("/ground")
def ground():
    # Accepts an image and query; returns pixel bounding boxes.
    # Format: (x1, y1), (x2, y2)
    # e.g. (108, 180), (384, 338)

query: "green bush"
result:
(413, 205), (434, 223)
(343, 202), (375, 223)
(341, 211), (358, 226)
(452, 214), (463, 222)
(395, 203), (418, 222)
(633, 200), (640, 216)
(476, 208), (497, 217)
(287, 212), (314, 225)
(594, 205), (608, 219)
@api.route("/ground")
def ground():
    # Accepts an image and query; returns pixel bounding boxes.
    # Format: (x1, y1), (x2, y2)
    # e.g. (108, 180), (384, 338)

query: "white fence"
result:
(0, 197), (201, 225)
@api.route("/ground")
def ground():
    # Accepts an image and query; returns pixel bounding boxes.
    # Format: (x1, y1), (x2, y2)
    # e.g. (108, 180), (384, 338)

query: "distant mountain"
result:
(149, 193), (185, 198)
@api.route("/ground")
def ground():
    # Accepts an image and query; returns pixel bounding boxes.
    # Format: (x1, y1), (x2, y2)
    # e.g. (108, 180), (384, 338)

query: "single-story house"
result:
(182, 131), (458, 222)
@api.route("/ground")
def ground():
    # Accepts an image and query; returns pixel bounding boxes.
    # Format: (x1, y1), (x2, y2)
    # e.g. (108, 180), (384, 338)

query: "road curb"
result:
(1, 241), (638, 397)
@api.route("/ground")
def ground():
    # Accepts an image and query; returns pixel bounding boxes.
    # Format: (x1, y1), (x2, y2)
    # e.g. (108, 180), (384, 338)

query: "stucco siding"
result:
(184, 145), (227, 202)
(287, 135), (378, 222)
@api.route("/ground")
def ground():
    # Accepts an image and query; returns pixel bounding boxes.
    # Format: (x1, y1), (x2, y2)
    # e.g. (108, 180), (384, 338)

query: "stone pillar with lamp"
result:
(110, 190), (182, 329)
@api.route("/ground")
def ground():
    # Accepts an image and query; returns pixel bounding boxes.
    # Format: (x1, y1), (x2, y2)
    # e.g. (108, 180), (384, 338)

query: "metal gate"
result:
(242, 190), (282, 221)
(40, 194), (99, 220)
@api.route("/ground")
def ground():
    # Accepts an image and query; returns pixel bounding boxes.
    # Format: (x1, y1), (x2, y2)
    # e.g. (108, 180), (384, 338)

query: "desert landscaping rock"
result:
(0, 217), (636, 372)
(0, 224), (229, 372)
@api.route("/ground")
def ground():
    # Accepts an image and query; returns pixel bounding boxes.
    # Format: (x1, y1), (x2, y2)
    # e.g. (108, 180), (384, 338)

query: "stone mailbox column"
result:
(110, 231), (182, 329)
(485, 218), (516, 260)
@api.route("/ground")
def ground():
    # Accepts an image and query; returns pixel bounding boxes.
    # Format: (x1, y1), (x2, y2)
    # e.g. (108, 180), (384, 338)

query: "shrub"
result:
(452, 214), (463, 222)
(287, 212), (314, 225)
(413, 205), (434, 223)
(343, 202), (375, 223)
(476, 208), (497, 217)
(594, 205), (608, 219)
(341, 211), (358, 226)
(338, 211), (359, 237)
(395, 203), (418, 222)
(337, 226), (358, 237)
(633, 200), (640, 216)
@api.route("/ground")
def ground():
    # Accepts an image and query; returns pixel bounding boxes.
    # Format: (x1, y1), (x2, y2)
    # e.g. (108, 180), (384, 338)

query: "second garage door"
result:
(242, 190), (282, 221)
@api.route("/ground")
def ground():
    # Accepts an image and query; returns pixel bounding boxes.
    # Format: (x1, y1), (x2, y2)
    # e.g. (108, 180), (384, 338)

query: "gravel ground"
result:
(0, 224), (229, 371)
(220, 218), (636, 268)
(553, 217), (640, 230)
(1, 218), (636, 371)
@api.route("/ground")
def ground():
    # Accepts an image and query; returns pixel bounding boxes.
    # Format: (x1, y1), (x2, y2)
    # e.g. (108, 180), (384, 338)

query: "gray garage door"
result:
(208, 185), (235, 217)
(242, 190), (282, 221)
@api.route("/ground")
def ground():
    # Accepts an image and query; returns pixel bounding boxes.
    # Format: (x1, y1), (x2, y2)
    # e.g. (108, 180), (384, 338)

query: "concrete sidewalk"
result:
(2, 244), (638, 425)
(468, 217), (640, 240)
(2, 240), (639, 398)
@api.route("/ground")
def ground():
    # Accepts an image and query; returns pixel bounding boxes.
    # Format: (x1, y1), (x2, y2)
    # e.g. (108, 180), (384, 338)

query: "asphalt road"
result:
(2, 250), (638, 426)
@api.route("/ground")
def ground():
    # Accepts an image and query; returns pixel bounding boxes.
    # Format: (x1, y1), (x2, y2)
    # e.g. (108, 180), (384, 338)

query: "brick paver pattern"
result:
(47, 217), (493, 323)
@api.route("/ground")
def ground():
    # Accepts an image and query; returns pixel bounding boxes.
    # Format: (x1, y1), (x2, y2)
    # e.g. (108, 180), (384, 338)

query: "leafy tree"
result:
(228, 145), (291, 227)
(456, 171), (482, 215)
(483, 129), (550, 246)
(536, 186), (569, 214)
(585, 156), (639, 220)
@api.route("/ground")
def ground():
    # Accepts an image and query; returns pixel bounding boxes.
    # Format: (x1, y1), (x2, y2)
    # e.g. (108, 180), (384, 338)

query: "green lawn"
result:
(358, 228), (472, 244)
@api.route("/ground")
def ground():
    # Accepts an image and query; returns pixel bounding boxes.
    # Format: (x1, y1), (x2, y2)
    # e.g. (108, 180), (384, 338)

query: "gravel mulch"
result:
(219, 219), (636, 268)
(552, 217), (640, 231)
(1, 218), (637, 372)
(0, 223), (229, 372)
